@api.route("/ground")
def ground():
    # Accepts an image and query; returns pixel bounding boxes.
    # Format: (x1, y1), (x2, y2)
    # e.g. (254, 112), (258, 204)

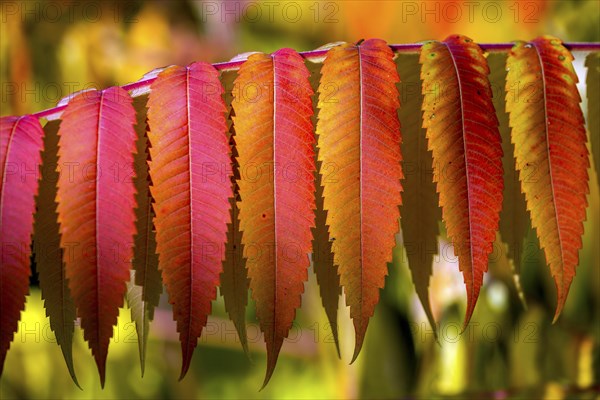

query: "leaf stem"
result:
(30, 41), (600, 121)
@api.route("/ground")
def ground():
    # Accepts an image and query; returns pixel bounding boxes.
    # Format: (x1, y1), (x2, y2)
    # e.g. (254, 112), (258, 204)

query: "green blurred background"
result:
(1, 1), (599, 399)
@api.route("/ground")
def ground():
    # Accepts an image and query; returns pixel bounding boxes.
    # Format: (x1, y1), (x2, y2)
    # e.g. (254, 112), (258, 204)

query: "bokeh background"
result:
(1, 1), (599, 399)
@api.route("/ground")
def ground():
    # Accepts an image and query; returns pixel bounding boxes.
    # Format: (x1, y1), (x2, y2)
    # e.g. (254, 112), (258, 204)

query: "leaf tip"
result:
(461, 296), (478, 334)
(260, 339), (285, 390)
(69, 369), (82, 390)
(350, 326), (366, 364)
(333, 333), (341, 360)
(259, 364), (275, 391)
(552, 275), (572, 324)
(258, 377), (270, 392)
(179, 339), (199, 381)
(552, 296), (567, 324)
(350, 337), (363, 365)
(179, 355), (193, 382)
(59, 345), (81, 389)
(94, 353), (107, 389)
(416, 292), (439, 343)
(232, 316), (251, 360)
(349, 349), (360, 365)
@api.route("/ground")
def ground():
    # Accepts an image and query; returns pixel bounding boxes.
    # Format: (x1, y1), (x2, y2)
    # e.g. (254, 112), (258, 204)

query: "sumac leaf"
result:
(232, 48), (316, 387)
(506, 36), (589, 320)
(420, 35), (504, 328)
(316, 39), (403, 361)
(0, 115), (44, 375)
(147, 62), (232, 380)
(56, 87), (137, 387)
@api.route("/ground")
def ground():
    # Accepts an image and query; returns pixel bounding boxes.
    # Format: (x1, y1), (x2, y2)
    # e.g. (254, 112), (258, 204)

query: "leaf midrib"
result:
(271, 53), (278, 348)
(357, 44), (364, 328)
(185, 66), (195, 352)
(96, 92), (104, 352)
(531, 40), (565, 290)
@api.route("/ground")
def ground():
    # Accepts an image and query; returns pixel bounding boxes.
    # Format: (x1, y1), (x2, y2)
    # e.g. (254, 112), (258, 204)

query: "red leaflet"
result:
(56, 87), (138, 386)
(316, 39), (403, 361)
(232, 48), (316, 387)
(147, 62), (232, 380)
(420, 35), (504, 327)
(0, 115), (44, 374)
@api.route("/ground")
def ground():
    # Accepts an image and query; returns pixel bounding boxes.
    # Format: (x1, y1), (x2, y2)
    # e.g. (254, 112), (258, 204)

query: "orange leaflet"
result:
(232, 48), (316, 388)
(506, 36), (589, 320)
(316, 39), (403, 361)
(420, 35), (504, 328)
